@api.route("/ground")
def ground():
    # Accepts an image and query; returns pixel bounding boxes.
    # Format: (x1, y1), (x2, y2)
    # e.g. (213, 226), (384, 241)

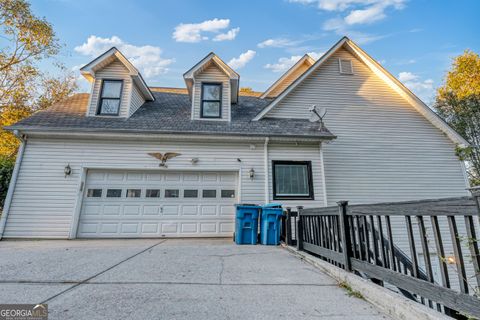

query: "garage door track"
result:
(0, 239), (390, 319)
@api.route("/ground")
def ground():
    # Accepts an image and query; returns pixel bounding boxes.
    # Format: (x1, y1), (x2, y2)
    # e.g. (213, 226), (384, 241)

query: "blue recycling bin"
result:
(260, 203), (283, 245)
(235, 204), (261, 245)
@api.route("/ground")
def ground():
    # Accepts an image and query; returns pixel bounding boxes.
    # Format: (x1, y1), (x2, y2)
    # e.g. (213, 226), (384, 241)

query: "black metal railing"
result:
(283, 193), (480, 319)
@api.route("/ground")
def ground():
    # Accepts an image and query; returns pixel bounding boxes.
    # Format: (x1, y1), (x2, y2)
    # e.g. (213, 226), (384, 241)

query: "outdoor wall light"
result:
(249, 168), (255, 180)
(64, 164), (72, 178)
(190, 157), (199, 164)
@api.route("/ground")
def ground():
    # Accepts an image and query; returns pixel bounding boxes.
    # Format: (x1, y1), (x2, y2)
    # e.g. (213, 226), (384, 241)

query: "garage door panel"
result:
(200, 205), (217, 216)
(143, 205), (160, 215)
(123, 205), (141, 215)
(78, 170), (237, 238)
(181, 205), (198, 215)
(141, 223), (158, 234)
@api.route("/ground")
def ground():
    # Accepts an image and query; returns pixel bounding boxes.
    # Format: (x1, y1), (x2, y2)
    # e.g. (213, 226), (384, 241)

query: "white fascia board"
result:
(19, 130), (326, 143)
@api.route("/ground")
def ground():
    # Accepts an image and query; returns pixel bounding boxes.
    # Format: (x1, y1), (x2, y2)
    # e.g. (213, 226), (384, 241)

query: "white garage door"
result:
(77, 170), (238, 238)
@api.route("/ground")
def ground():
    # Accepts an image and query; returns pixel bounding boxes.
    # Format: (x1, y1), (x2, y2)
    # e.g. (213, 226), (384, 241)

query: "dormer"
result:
(260, 54), (315, 99)
(80, 47), (154, 118)
(183, 53), (239, 121)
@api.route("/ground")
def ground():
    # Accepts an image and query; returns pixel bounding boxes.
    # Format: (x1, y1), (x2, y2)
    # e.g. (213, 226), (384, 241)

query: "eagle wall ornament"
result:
(148, 152), (181, 167)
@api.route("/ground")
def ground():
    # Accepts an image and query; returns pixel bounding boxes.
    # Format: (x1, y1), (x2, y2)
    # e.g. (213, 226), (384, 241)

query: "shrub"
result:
(0, 157), (15, 210)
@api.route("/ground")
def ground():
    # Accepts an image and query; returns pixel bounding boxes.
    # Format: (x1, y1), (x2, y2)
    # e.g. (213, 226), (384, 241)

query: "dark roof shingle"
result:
(7, 91), (335, 139)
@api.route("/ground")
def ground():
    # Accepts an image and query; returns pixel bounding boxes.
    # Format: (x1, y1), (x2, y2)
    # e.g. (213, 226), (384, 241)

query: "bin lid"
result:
(235, 203), (262, 209)
(263, 203), (282, 208)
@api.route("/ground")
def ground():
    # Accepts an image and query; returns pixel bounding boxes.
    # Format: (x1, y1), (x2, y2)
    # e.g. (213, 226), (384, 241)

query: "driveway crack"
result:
(40, 239), (167, 304)
(218, 256), (225, 285)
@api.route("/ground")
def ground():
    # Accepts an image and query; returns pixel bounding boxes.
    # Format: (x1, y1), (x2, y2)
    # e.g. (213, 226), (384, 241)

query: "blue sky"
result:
(32, 0), (479, 104)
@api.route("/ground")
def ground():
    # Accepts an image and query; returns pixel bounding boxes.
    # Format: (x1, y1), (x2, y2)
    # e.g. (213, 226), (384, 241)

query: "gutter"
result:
(0, 130), (27, 239)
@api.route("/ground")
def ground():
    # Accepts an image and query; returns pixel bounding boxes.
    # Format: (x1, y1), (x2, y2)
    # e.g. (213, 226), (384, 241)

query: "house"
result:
(0, 37), (470, 239)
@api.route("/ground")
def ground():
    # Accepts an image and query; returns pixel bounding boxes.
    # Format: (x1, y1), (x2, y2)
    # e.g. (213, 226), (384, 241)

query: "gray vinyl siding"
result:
(268, 143), (326, 208)
(265, 48), (468, 205)
(192, 65), (231, 121)
(129, 83), (145, 117)
(87, 60), (132, 118)
(4, 137), (324, 238)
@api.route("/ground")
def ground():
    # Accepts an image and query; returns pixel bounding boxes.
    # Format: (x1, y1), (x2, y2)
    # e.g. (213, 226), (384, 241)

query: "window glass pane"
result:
(202, 190), (217, 198)
(184, 190), (198, 198)
(202, 101), (220, 117)
(203, 84), (221, 100)
(106, 189), (122, 198)
(100, 99), (120, 114)
(87, 189), (102, 197)
(275, 164), (309, 196)
(126, 189), (141, 198)
(146, 189), (160, 198)
(221, 190), (235, 198)
(102, 81), (122, 98)
(165, 189), (179, 198)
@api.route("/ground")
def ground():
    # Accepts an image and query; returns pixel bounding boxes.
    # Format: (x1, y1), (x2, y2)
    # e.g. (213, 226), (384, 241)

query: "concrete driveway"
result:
(0, 239), (389, 319)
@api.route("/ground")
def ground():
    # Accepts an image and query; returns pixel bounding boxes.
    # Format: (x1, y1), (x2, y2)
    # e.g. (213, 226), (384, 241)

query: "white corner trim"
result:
(459, 160), (471, 192)
(319, 142), (328, 207)
(69, 167), (87, 239)
(0, 133), (27, 239)
(264, 137), (270, 204)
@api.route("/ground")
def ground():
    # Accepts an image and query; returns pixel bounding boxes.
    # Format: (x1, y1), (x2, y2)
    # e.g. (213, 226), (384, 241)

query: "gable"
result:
(255, 38), (467, 146)
(261, 55), (314, 99)
(87, 58), (133, 117)
(191, 63), (231, 121)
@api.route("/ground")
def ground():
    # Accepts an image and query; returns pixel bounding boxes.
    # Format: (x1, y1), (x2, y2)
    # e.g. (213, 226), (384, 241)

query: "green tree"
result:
(0, 0), (77, 159)
(435, 50), (480, 186)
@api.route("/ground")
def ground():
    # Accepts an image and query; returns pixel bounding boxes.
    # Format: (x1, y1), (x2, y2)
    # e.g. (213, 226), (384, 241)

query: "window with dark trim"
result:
(126, 189), (141, 198)
(106, 189), (122, 198)
(97, 79), (123, 115)
(201, 83), (222, 118)
(272, 161), (314, 200)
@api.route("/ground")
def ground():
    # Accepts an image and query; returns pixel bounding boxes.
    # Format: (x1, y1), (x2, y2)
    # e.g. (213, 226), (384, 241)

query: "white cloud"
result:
(228, 50), (256, 69)
(264, 52), (323, 73)
(398, 71), (435, 103)
(398, 71), (418, 82)
(75, 35), (174, 78)
(173, 18), (239, 43)
(292, 0), (406, 33)
(257, 38), (297, 48)
(213, 27), (240, 42)
(344, 3), (387, 25)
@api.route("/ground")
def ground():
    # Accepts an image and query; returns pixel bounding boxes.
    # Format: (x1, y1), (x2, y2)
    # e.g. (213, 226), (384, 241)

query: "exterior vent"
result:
(339, 59), (353, 75)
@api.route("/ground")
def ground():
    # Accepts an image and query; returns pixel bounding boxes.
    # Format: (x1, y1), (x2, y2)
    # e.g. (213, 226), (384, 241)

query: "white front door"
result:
(77, 170), (238, 238)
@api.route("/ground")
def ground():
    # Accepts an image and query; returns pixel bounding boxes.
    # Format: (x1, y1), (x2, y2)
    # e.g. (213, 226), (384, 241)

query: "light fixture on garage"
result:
(64, 164), (72, 178)
(249, 168), (255, 180)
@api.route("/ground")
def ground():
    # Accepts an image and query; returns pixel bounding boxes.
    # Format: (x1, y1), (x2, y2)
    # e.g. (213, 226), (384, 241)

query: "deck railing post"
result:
(470, 187), (480, 224)
(285, 207), (292, 246)
(337, 201), (352, 272)
(296, 206), (304, 251)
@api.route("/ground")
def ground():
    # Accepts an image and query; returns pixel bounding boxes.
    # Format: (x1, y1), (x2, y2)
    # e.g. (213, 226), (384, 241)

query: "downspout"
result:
(0, 130), (27, 239)
(319, 142), (328, 207)
(264, 137), (269, 204)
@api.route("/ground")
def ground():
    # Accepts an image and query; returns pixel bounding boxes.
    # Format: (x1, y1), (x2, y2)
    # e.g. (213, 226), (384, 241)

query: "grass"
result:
(338, 281), (364, 299)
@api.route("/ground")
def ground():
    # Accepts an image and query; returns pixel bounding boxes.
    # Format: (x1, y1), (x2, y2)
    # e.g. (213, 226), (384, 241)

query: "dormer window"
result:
(201, 83), (222, 118)
(97, 79), (123, 115)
